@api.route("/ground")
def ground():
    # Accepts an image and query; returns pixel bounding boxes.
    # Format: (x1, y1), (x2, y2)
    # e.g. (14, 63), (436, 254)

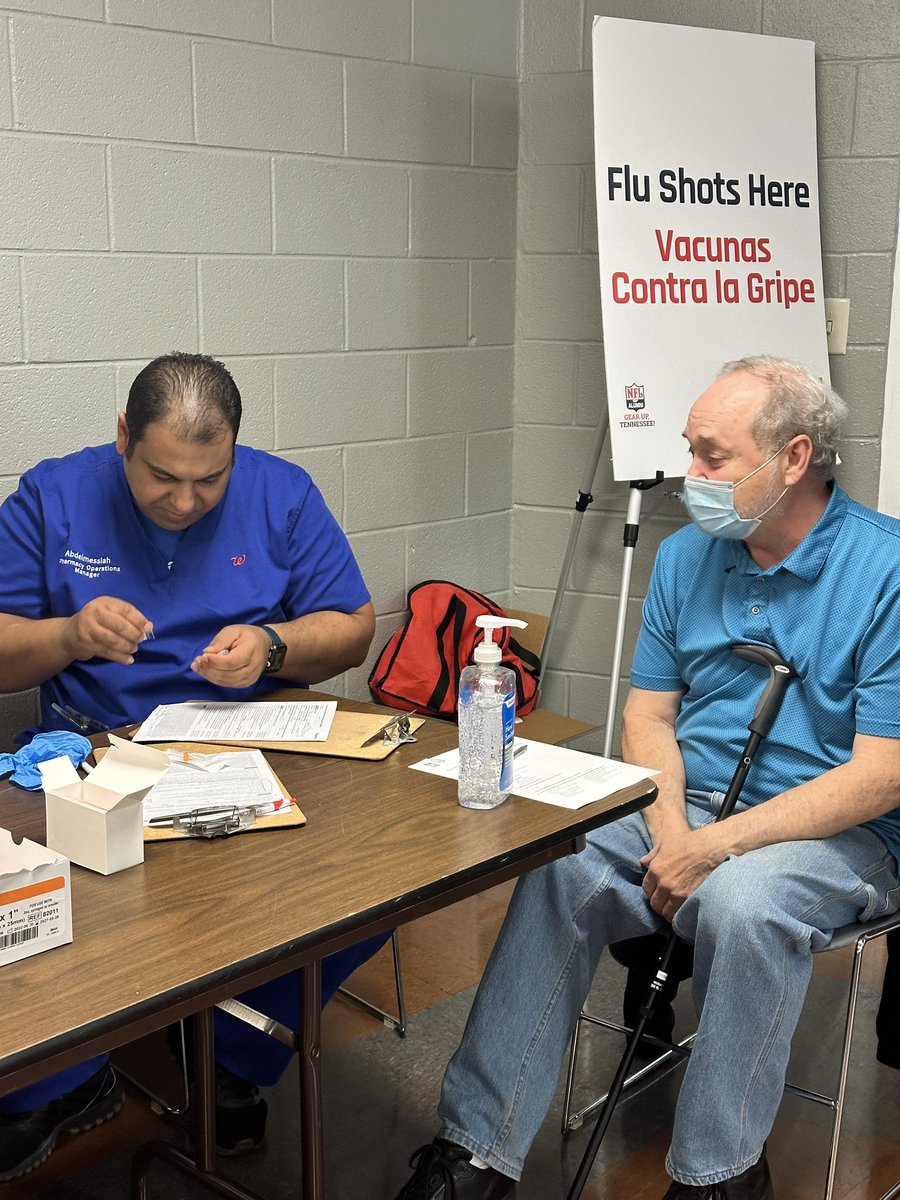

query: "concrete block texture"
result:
(24, 255), (196, 361)
(514, 341), (577, 424)
(348, 259), (468, 350)
(406, 512), (511, 598)
(7, 1), (101, 22)
(472, 76), (518, 169)
(110, 145), (271, 253)
(278, 445), (344, 521)
(519, 73), (594, 165)
(467, 429), (513, 515)
(194, 40), (342, 155)
(845, 255), (893, 346)
(0, 136), (106, 250)
(819, 159), (900, 254)
(816, 63), (856, 158)
(835, 436), (883, 510)
(274, 159), (409, 257)
(0, 23), (11, 129)
(346, 529), (407, 615)
(412, 0), (518, 77)
(346, 60), (471, 166)
(575, 342), (608, 427)
(517, 255), (602, 342)
(12, 17), (193, 141)
(0, 257), (21, 363)
(200, 257), (343, 356)
(0, 363), (114, 473)
(513, 423), (617, 508)
(765, 0), (900, 58)
(410, 168), (516, 259)
(854, 62), (900, 156)
(522, 0), (583, 75)
(829, 347), (888, 438)
(109, 0), (270, 40)
(273, 0), (411, 61)
(519, 165), (581, 254)
(470, 260), (516, 347)
(408, 346), (513, 436)
(274, 353), (406, 448)
(344, 434), (465, 532)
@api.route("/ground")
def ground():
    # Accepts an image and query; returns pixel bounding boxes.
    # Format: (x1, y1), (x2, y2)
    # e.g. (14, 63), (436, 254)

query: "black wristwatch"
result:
(259, 625), (287, 675)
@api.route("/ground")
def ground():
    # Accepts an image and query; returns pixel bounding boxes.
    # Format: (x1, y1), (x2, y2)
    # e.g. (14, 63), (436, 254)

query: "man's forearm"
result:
(704, 737), (900, 860)
(621, 702), (690, 841)
(0, 614), (73, 692)
(270, 603), (376, 685)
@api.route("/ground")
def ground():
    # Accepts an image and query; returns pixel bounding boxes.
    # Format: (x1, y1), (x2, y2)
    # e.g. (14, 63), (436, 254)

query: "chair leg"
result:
(880, 1181), (900, 1200)
(337, 930), (407, 1036)
(821, 933), (870, 1200)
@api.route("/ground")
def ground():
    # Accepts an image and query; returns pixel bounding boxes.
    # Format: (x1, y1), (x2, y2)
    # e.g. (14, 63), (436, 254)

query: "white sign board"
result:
(593, 18), (830, 481)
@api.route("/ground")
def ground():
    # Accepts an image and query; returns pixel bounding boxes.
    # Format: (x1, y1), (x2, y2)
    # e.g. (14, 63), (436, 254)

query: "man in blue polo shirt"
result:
(392, 357), (900, 1200)
(0, 352), (382, 1180)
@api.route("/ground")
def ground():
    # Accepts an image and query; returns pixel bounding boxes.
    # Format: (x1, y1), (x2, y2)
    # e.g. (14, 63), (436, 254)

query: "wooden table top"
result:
(0, 692), (655, 1093)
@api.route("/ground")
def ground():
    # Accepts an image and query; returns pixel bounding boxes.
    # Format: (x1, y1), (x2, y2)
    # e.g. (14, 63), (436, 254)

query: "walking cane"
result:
(566, 642), (797, 1200)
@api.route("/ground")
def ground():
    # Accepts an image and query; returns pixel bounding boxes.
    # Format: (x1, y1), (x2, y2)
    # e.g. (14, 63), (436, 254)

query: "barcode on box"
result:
(0, 926), (39, 951)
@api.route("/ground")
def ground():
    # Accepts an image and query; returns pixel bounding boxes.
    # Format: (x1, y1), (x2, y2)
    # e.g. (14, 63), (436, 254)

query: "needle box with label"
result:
(39, 734), (169, 875)
(0, 828), (72, 967)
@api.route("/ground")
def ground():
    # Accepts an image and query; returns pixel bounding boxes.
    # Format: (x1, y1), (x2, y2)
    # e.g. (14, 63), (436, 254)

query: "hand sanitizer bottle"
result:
(458, 615), (528, 809)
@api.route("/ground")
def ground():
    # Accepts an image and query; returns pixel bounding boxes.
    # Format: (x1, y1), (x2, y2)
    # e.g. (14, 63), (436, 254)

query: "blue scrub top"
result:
(0, 442), (370, 734)
(631, 483), (900, 865)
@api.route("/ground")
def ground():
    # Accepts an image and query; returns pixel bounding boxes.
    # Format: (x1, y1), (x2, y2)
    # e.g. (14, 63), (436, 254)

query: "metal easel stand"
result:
(538, 403), (665, 755)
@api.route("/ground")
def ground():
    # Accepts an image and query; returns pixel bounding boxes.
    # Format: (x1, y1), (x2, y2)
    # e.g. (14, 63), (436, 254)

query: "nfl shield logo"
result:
(625, 383), (645, 411)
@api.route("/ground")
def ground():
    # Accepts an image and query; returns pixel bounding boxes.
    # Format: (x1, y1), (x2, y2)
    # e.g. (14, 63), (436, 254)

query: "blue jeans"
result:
(438, 792), (900, 1187)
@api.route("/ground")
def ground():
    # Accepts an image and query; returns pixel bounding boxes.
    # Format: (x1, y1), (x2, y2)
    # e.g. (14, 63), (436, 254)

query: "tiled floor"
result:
(4, 880), (900, 1199)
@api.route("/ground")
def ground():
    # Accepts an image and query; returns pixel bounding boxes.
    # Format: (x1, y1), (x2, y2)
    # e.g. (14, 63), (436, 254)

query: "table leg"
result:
(299, 959), (325, 1200)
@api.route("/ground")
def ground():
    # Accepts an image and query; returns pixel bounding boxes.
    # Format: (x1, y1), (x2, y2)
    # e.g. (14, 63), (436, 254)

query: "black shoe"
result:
(0, 1064), (124, 1181)
(214, 1063), (267, 1156)
(393, 1138), (516, 1199)
(661, 1147), (774, 1200)
(165, 1022), (267, 1156)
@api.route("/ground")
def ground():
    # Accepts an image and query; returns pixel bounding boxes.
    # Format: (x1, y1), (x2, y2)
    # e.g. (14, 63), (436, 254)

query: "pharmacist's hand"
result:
(191, 624), (270, 688)
(62, 597), (153, 665)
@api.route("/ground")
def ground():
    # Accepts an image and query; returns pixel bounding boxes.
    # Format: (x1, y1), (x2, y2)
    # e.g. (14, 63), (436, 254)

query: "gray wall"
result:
(1, 0), (898, 754)
(0, 0), (519, 745)
(513, 0), (900, 750)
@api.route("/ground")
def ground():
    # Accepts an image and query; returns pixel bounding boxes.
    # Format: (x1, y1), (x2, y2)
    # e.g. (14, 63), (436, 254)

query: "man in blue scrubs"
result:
(392, 357), (900, 1200)
(0, 352), (380, 1180)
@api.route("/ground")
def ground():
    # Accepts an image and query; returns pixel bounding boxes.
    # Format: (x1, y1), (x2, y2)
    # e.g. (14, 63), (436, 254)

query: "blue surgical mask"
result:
(681, 444), (788, 540)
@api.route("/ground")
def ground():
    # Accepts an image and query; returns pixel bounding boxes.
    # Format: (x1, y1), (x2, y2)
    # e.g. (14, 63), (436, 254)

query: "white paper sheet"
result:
(142, 749), (287, 824)
(409, 738), (657, 810)
(133, 700), (337, 744)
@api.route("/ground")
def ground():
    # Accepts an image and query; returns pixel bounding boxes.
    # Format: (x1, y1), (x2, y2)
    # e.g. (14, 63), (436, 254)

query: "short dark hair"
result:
(123, 352), (242, 455)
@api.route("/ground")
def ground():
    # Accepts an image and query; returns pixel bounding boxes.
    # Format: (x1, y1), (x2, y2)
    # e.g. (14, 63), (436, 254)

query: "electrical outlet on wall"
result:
(824, 298), (850, 355)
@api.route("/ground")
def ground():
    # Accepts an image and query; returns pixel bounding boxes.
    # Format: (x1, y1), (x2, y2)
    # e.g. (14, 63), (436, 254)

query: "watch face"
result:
(265, 642), (287, 674)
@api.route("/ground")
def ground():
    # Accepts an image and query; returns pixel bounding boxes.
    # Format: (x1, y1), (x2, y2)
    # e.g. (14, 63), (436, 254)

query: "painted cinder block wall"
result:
(0, 0), (519, 745)
(0, 0), (898, 753)
(513, 0), (900, 750)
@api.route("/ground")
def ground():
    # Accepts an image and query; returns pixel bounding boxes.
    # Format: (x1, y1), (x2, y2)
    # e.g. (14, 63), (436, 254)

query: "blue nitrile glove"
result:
(0, 731), (93, 790)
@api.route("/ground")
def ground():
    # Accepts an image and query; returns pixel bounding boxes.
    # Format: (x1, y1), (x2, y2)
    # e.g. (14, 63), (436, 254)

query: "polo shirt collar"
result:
(724, 481), (847, 581)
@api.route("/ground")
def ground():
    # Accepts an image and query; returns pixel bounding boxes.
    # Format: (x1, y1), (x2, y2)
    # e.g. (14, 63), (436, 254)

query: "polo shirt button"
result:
(751, 605), (761, 615)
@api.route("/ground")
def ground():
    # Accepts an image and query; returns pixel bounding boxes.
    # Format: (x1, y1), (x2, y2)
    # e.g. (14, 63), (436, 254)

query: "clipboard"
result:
(128, 710), (427, 761)
(92, 742), (306, 842)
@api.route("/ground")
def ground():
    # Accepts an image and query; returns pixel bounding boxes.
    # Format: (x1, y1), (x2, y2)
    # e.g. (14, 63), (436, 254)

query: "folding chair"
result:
(562, 909), (900, 1200)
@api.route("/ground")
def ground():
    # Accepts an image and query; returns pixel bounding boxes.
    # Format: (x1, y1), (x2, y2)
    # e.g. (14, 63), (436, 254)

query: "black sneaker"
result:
(214, 1063), (267, 1156)
(393, 1138), (516, 1199)
(660, 1147), (774, 1199)
(0, 1064), (124, 1181)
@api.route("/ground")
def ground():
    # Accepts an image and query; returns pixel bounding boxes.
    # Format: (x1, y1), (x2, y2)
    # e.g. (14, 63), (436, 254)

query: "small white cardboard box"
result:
(40, 734), (169, 875)
(0, 827), (72, 967)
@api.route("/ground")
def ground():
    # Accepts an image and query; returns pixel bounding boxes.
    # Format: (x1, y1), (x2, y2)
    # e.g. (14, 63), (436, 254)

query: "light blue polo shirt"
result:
(631, 483), (900, 864)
